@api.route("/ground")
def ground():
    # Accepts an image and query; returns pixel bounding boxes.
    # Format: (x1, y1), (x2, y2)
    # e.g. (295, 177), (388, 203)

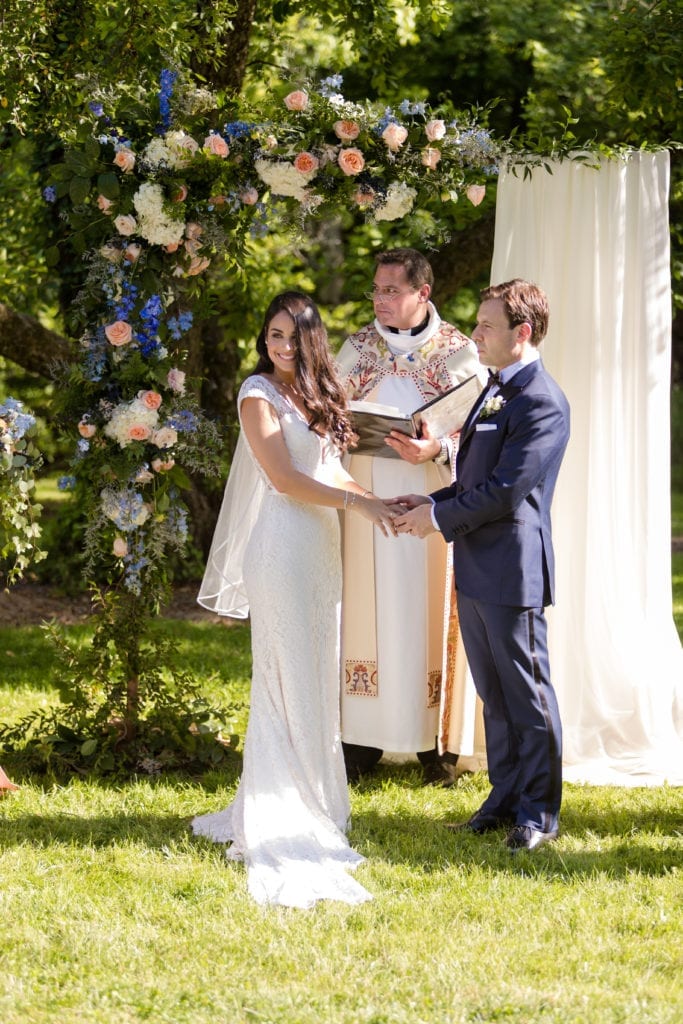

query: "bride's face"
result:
(266, 310), (298, 381)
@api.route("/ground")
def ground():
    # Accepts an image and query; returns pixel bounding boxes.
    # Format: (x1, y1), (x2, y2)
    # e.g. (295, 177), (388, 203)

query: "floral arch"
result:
(2, 69), (504, 774)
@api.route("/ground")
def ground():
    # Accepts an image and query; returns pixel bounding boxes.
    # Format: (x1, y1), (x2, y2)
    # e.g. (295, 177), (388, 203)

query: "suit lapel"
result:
(458, 360), (544, 446)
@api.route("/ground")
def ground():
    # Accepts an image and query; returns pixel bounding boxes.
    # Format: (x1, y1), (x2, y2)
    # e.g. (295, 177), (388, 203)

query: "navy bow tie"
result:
(488, 369), (501, 386)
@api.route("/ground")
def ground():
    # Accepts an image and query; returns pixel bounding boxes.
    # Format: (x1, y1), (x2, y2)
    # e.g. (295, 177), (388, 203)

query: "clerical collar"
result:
(386, 312), (431, 336)
(374, 302), (442, 355)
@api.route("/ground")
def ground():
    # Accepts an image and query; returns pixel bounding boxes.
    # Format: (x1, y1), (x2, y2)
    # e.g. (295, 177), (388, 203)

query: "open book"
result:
(348, 373), (483, 458)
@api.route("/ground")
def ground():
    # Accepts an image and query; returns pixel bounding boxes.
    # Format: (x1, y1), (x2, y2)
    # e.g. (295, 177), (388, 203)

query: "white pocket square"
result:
(475, 423), (498, 432)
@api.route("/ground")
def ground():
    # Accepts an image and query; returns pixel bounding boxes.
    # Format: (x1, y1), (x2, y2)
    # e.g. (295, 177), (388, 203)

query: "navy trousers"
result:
(457, 592), (563, 833)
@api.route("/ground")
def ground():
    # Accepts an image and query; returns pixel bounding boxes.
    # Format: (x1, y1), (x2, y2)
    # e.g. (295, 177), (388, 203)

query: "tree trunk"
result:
(0, 302), (72, 378)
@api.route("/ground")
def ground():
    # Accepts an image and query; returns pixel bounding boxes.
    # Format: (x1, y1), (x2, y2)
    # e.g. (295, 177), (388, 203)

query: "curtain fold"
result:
(491, 152), (683, 785)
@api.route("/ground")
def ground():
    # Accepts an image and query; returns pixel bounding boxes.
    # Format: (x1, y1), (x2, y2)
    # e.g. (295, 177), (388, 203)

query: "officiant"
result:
(336, 248), (485, 783)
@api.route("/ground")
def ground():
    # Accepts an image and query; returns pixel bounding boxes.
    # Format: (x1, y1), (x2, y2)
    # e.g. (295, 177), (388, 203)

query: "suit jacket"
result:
(432, 360), (570, 608)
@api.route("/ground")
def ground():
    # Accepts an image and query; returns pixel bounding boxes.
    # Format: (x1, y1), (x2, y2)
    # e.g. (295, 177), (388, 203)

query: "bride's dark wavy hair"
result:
(253, 291), (357, 452)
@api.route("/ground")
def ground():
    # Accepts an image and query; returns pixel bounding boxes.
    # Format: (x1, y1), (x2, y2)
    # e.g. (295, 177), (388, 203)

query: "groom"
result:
(393, 279), (570, 851)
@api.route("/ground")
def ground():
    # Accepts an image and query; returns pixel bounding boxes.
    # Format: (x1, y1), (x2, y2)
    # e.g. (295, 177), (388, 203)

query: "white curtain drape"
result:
(491, 151), (683, 785)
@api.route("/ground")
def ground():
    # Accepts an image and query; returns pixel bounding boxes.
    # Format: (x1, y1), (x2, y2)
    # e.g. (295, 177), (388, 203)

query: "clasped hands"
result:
(376, 494), (436, 539)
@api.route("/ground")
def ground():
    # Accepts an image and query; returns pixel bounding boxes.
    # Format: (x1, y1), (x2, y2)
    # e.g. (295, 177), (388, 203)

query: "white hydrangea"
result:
(104, 398), (159, 448)
(143, 137), (171, 167)
(374, 182), (417, 222)
(255, 159), (316, 201)
(132, 183), (185, 247)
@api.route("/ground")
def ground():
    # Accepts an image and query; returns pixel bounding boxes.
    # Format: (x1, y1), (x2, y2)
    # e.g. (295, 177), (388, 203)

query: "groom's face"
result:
(472, 298), (525, 370)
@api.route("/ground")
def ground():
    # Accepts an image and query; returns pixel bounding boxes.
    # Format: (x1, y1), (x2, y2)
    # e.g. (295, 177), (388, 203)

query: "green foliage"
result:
(0, 597), (241, 776)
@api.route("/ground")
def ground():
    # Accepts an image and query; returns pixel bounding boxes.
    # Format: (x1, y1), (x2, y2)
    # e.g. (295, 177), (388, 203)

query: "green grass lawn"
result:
(1, 618), (681, 1024)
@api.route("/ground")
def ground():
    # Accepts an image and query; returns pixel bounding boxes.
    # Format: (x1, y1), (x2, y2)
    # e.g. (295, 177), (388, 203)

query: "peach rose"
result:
(113, 148), (136, 173)
(425, 119), (446, 142)
(187, 255), (211, 276)
(239, 187), (259, 206)
(421, 147), (441, 170)
(124, 243), (142, 262)
(78, 421), (97, 439)
(466, 184), (486, 207)
(172, 185), (188, 203)
(185, 222), (203, 240)
(209, 194), (227, 206)
(166, 368), (186, 394)
(128, 424), (152, 442)
(293, 151), (319, 174)
(114, 214), (137, 236)
(97, 194), (113, 214)
(381, 123), (408, 152)
(151, 457), (175, 473)
(138, 390), (162, 411)
(203, 133), (229, 158)
(334, 120), (360, 142)
(283, 90), (308, 111)
(135, 468), (154, 484)
(337, 147), (365, 176)
(165, 241), (180, 253)
(104, 321), (133, 346)
(112, 537), (128, 558)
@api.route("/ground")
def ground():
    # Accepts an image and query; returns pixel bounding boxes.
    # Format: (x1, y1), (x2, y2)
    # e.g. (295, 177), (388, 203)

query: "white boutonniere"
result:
(479, 395), (506, 418)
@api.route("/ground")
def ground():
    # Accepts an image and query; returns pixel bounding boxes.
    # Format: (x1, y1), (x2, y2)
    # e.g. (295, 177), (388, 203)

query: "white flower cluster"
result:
(143, 131), (199, 170)
(374, 182), (418, 222)
(132, 183), (185, 247)
(104, 398), (159, 448)
(254, 158), (316, 201)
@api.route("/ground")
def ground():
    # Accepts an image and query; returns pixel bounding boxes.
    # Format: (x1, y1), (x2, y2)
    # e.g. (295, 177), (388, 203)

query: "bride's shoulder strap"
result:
(238, 373), (284, 415)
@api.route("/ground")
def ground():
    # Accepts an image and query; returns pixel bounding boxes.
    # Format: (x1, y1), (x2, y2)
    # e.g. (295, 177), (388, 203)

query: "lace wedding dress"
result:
(193, 375), (372, 908)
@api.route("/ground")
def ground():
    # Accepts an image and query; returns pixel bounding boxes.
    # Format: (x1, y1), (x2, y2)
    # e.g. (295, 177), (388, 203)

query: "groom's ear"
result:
(517, 321), (533, 343)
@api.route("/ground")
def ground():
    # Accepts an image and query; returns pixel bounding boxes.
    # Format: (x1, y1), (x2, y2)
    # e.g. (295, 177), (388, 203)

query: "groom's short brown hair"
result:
(481, 279), (549, 346)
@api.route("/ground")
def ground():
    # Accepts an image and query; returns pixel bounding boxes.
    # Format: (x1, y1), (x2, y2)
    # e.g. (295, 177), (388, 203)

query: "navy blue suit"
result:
(432, 359), (570, 833)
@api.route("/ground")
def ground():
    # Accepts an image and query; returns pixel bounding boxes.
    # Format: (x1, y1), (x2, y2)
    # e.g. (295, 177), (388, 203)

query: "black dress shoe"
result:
(505, 825), (559, 851)
(445, 812), (514, 834)
(421, 760), (457, 787)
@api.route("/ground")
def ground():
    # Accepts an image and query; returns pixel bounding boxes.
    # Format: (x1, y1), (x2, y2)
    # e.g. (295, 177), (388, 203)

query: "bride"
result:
(193, 292), (396, 908)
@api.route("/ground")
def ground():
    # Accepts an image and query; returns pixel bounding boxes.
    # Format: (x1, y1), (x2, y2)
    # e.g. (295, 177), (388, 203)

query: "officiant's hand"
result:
(385, 421), (440, 464)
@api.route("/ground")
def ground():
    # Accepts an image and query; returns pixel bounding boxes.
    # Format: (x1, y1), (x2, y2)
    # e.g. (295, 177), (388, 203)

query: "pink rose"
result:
(381, 123), (408, 152)
(135, 468), (154, 484)
(124, 243), (142, 262)
(421, 147), (441, 170)
(172, 185), (188, 203)
(466, 184), (486, 207)
(425, 119), (446, 142)
(128, 424), (152, 442)
(78, 421), (97, 439)
(138, 390), (162, 411)
(283, 90), (308, 111)
(114, 214), (137, 236)
(293, 151), (319, 174)
(239, 187), (259, 206)
(165, 241), (180, 253)
(334, 120), (360, 142)
(185, 222), (203, 240)
(104, 321), (133, 346)
(113, 148), (136, 173)
(337, 147), (365, 176)
(97, 194), (113, 213)
(112, 537), (128, 558)
(151, 457), (175, 473)
(166, 368), (186, 394)
(209, 194), (227, 206)
(203, 134), (229, 158)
